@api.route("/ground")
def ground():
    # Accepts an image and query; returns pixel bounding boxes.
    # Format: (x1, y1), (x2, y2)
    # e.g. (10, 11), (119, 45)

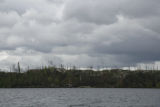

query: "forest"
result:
(0, 66), (160, 88)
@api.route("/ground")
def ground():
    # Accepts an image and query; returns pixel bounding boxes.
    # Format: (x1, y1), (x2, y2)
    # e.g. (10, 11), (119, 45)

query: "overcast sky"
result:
(0, 0), (160, 70)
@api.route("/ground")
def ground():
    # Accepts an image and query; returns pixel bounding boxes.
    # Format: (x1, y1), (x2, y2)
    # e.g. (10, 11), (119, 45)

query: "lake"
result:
(0, 88), (159, 107)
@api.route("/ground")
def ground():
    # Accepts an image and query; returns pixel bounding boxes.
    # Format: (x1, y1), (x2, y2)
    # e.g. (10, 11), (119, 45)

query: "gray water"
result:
(0, 88), (159, 107)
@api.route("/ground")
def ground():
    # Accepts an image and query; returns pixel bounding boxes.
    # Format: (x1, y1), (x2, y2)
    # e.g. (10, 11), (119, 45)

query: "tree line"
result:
(0, 66), (160, 88)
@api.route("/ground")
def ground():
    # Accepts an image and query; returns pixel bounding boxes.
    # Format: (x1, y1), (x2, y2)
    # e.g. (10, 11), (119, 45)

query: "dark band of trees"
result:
(0, 67), (160, 88)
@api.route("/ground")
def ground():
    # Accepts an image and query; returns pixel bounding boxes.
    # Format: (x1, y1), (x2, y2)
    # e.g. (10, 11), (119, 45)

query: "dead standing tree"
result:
(18, 62), (21, 73)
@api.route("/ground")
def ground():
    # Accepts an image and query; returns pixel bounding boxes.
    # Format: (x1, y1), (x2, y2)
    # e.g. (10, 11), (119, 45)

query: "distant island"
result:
(0, 66), (160, 88)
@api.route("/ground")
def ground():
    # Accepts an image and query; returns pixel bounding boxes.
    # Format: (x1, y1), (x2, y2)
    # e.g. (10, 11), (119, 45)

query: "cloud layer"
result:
(0, 0), (160, 70)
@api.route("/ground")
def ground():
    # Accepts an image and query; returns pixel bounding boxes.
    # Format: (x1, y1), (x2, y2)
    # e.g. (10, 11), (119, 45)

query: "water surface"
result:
(0, 88), (159, 107)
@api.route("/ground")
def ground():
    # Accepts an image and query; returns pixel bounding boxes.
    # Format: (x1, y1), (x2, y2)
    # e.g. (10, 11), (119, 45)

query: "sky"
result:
(0, 0), (160, 70)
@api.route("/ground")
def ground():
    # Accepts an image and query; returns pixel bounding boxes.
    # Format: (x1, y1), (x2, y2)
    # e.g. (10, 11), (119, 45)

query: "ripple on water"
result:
(0, 88), (159, 107)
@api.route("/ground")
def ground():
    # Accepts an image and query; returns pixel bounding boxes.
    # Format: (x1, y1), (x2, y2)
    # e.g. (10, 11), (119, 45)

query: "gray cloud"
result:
(0, 0), (160, 69)
(64, 0), (160, 24)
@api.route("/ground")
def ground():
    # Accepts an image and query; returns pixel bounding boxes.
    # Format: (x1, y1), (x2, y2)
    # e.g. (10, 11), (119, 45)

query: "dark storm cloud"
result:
(0, 0), (160, 68)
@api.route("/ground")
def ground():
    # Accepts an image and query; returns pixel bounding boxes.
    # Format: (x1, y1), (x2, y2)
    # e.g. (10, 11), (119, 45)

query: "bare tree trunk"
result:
(18, 62), (21, 73)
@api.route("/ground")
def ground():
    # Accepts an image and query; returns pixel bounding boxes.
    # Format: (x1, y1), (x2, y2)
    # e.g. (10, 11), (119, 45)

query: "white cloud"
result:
(0, 0), (160, 70)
